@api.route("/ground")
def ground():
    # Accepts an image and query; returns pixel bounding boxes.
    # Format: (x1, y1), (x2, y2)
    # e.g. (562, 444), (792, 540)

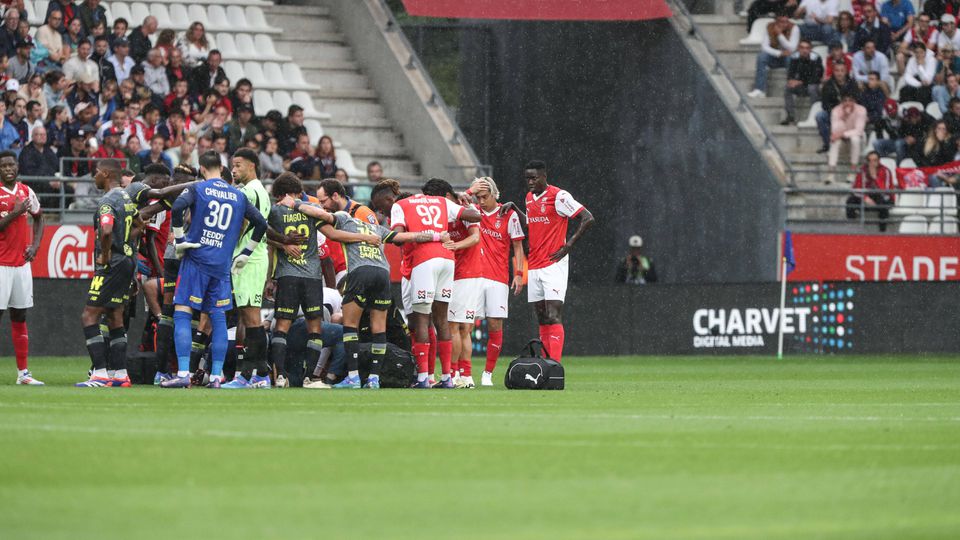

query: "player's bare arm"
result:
(511, 239), (526, 295)
(443, 226), (480, 252)
(391, 230), (452, 244)
(265, 238), (303, 259)
(143, 228), (162, 277)
(460, 206), (482, 223)
(549, 207), (594, 262)
(318, 223), (381, 246)
(97, 220), (114, 267)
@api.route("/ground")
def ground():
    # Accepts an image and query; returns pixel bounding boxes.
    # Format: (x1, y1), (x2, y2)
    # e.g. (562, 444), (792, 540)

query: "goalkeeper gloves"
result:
(172, 227), (200, 259)
(231, 238), (260, 273)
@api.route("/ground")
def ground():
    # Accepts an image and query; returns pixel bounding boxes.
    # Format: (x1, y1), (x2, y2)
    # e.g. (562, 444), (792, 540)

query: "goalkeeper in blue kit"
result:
(161, 151), (269, 388)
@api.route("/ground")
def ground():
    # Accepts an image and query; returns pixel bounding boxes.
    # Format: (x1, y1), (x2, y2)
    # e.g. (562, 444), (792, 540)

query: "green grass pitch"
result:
(0, 355), (958, 539)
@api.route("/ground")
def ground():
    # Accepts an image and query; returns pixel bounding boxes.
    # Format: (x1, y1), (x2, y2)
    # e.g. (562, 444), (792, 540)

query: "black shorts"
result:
(162, 257), (181, 294)
(274, 276), (324, 320)
(86, 257), (136, 308)
(342, 266), (391, 311)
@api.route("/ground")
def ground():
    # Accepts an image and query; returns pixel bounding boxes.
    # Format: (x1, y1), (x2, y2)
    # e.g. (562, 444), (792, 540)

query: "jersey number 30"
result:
(204, 200), (234, 230)
(415, 204), (442, 228)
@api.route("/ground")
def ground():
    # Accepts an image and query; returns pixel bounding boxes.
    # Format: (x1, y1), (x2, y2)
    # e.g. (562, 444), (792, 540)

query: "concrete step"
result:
(347, 145), (412, 160)
(274, 33), (346, 46)
(295, 57), (359, 71)
(769, 125), (826, 153)
(307, 87), (379, 100)
(263, 13), (339, 35)
(300, 68), (370, 90)
(716, 47), (763, 74)
(349, 157), (420, 179)
(325, 116), (393, 129)
(315, 99), (387, 119)
(264, 4), (330, 17)
(323, 125), (404, 150)
(275, 42), (354, 62)
(692, 16), (752, 50)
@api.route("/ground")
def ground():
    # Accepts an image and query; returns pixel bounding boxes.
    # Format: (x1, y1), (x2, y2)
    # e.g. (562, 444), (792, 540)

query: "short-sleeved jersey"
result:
(332, 210), (397, 273)
(317, 231), (347, 274)
(234, 179), (270, 263)
(177, 178), (267, 280)
(144, 200), (170, 263)
(525, 185), (584, 270)
(95, 187), (139, 266)
(447, 210), (482, 281)
(390, 194), (464, 268)
(125, 181), (153, 208)
(268, 203), (323, 280)
(479, 204), (525, 284)
(0, 182), (40, 267)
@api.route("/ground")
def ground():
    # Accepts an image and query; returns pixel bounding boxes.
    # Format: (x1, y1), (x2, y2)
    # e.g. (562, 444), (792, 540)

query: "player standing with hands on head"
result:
(391, 178), (481, 388)
(0, 150), (45, 385)
(161, 151), (269, 388)
(505, 160), (593, 361)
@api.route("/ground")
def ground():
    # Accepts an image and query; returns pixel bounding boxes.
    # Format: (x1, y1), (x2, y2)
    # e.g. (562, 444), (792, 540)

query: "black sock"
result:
(370, 332), (387, 377)
(189, 330), (210, 373)
(83, 324), (108, 371)
(223, 339), (237, 377)
(245, 326), (269, 377)
(155, 305), (175, 373)
(305, 332), (324, 378)
(343, 326), (359, 372)
(269, 331), (288, 378)
(107, 328), (128, 371)
(237, 345), (252, 380)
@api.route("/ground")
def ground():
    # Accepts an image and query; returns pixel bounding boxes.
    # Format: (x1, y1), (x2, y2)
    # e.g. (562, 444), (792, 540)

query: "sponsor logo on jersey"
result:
(528, 216), (551, 224)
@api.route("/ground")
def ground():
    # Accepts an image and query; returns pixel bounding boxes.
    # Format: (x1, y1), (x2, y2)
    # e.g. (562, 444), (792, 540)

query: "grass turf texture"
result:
(0, 356), (958, 540)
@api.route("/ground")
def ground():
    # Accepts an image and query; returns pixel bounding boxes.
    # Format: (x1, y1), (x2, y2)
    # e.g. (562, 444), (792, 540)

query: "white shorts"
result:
(0, 264), (34, 310)
(449, 277), (483, 323)
(478, 278), (510, 319)
(409, 258), (454, 314)
(527, 257), (569, 303)
(400, 277), (413, 315)
(335, 269), (347, 286)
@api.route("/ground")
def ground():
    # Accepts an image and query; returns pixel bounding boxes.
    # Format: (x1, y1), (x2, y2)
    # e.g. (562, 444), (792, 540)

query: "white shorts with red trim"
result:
(527, 257), (569, 303)
(409, 258), (454, 314)
(0, 264), (34, 310)
(449, 277), (482, 323)
(478, 278), (510, 319)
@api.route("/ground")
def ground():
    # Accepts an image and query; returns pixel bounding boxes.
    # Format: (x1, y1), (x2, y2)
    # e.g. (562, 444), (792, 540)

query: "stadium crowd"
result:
(0, 1), (371, 211)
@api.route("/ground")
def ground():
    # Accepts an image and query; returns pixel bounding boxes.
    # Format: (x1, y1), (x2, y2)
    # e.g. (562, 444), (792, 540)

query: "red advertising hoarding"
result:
(402, 0), (671, 21)
(30, 225), (97, 278)
(786, 233), (960, 282)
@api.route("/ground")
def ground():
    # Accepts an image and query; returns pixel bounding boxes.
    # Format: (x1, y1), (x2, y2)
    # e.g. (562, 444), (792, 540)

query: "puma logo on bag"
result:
(525, 372), (542, 384)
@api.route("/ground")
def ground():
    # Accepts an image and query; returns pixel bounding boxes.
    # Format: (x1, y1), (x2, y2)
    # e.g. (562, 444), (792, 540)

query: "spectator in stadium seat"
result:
(24, 101), (43, 143)
(918, 120), (955, 166)
(615, 235), (657, 285)
(816, 61), (858, 152)
(87, 20), (106, 44)
(367, 161), (383, 184)
(63, 18), (85, 55)
(165, 51), (188, 95)
(334, 167), (348, 184)
(7, 97), (28, 147)
(63, 40), (99, 90)
(165, 132), (197, 169)
(123, 136), (141, 172)
(226, 103), (257, 153)
(109, 38), (136, 85)
(898, 13), (938, 75)
(69, 101), (97, 133)
(943, 97), (960, 134)
(828, 93), (867, 173)
(259, 136), (283, 179)
(178, 22), (210, 69)
(229, 79), (254, 112)
(143, 49), (169, 98)
(45, 104), (68, 149)
(0, 10), (18, 60)
(796, 0), (839, 44)
(0, 99), (18, 151)
(19, 126), (65, 208)
(278, 106), (307, 156)
(107, 18), (129, 55)
(874, 105), (932, 163)
(128, 16), (157, 65)
(745, 1), (798, 33)
(36, 10), (67, 70)
(835, 11), (858, 51)
(853, 3), (891, 53)
(861, 71), (894, 139)
(879, 0), (914, 43)
(846, 151), (896, 231)
(747, 14), (799, 98)
(137, 133), (173, 172)
(287, 133), (319, 180)
(91, 36), (115, 83)
(783, 40), (822, 125)
(823, 41), (852, 80)
(925, 0), (960, 22)
(18, 75), (45, 121)
(901, 42), (938, 104)
(58, 128), (89, 179)
(315, 135), (337, 178)
(938, 14), (960, 51)
(933, 73), (960, 115)
(212, 77), (233, 117)
(96, 79), (117, 126)
(211, 133), (229, 168)
(155, 30), (177, 65)
(7, 40), (34, 84)
(77, 0), (107, 37)
(852, 40), (891, 88)
(189, 50), (225, 96)
(42, 71), (71, 115)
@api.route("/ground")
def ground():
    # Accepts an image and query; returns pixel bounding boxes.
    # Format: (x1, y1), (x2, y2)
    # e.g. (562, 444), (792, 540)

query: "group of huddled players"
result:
(0, 147), (594, 388)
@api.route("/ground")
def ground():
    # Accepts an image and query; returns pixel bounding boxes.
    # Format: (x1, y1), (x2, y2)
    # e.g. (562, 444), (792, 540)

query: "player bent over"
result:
(77, 159), (185, 387)
(161, 151), (269, 388)
(0, 151), (44, 384)
(391, 178), (481, 388)
(509, 160), (593, 361)
(465, 177), (526, 386)
(282, 192), (445, 388)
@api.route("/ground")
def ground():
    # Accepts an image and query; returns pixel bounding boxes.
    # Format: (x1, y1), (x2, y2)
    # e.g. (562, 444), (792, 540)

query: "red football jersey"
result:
(525, 185), (584, 270)
(390, 195), (465, 268)
(448, 211), (481, 280)
(478, 205), (525, 284)
(0, 182), (41, 267)
(145, 200), (170, 265)
(318, 233), (347, 274)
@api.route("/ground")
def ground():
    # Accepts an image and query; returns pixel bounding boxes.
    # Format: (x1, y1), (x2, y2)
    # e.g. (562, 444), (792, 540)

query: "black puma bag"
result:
(504, 340), (564, 390)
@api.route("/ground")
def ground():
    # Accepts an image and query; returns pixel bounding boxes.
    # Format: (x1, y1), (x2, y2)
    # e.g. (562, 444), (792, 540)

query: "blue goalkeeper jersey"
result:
(174, 178), (267, 280)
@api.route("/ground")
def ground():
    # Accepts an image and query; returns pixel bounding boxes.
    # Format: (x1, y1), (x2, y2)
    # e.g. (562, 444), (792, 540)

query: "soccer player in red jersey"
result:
(468, 177), (526, 385)
(444, 191), (481, 388)
(517, 160), (593, 361)
(0, 151), (45, 385)
(391, 178), (480, 388)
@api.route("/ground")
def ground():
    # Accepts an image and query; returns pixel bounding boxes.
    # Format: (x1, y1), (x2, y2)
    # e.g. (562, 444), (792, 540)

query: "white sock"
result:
(483, 371), (492, 376)
(114, 369), (127, 379)
(177, 370), (189, 377)
(234, 371), (241, 379)
(107, 370), (115, 378)
(441, 374), (450, 382)
(348, 370), (359, 379)
(417, 372), (428, 382)
(210, 374), (223, 382)
(93, 368), (108, 378)
(17, 369), (28, 376)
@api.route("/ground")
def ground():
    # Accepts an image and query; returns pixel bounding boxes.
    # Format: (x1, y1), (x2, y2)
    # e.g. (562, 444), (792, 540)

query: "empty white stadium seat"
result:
(222, 60), (244, 84)
(293, 91), (332, 120)
(899, 215), (929, 234)
(35, 0), (50, 23)
(928, 216), (959, 234)
(187, 5), (211, 28)
(208, 5), (231, 30)
(130, 2), (150, 25)
(335, 148), (367, 180)
(102, 3), (114, 25)
(233, 34), (257, 58)
(253, 89), (274, 115)
(254, 34), (289, 61)
(740, 18), (772, 45)
(243, 61), (267, 86)
(245, 6), (274, 32)
(899, 158), (917, 168)
(112, 2), (133, 24)
(879, 157), (897, 175)
(216, 33), (238, 59)
(226, 6), (250, 31)
(272, 90), (293, 116)
(25, 0), (41, 26)
(891, 190), (939, 217)
(304, 119), (325, 143)
(282, 63), (316, 89)
(797, 101), (822, 128)
(926, 101), (943, 120)
(151, 4), (173, 29)
(169, 4), (191, 28)
(812, 45), (828, 69)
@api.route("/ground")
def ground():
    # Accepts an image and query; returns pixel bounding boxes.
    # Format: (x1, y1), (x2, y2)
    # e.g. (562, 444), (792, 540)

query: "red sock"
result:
(485, 330), (503, 373)
(545, 324), (565, 362)
(11, 321), (28, 370)
(437, 340), (452, 376)
(413, 342), (429, 375)
(427, 326), (437, 376)
(459, 357), (472, 377)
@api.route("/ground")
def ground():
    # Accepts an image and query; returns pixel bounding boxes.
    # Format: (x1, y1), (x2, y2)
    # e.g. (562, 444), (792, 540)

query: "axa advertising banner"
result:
(785, 233), (960, 282)
(30, 225), (97, 278)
